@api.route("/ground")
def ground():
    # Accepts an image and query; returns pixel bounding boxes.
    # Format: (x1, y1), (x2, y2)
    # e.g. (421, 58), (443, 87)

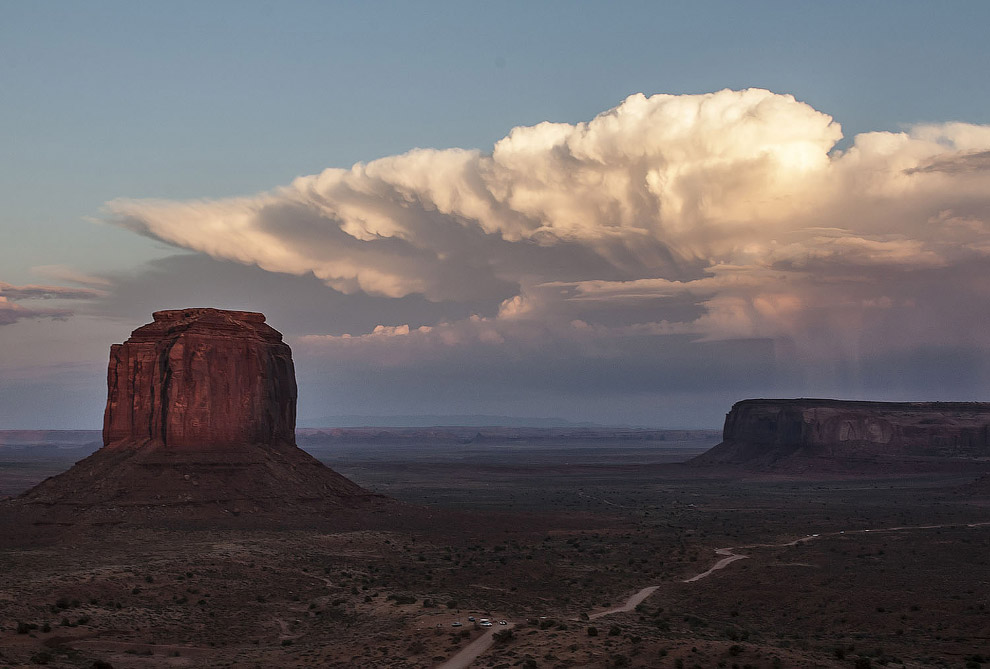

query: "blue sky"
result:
(3, 1), (990, 428)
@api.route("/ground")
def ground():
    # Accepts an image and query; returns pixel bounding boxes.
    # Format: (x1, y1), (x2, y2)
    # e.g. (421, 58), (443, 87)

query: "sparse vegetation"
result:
(1, 434), (987, 667)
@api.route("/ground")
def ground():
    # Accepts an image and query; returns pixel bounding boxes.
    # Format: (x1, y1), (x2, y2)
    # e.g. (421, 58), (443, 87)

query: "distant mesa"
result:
(692, 398), (990, 475)
(11, 308), (377, 525)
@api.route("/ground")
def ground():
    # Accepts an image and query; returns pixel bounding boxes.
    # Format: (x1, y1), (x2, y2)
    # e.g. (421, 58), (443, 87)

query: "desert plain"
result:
(1, 426), (988, 669)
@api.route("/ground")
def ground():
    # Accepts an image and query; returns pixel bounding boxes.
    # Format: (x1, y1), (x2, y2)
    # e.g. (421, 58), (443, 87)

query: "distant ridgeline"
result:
(296, 427), (721, 446)
(692, 398), (990, 470)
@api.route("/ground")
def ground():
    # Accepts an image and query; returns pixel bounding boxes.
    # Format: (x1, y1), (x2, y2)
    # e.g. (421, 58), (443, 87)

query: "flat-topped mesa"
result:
(103, 307), (296, 450)
(693, 398), (990, 468)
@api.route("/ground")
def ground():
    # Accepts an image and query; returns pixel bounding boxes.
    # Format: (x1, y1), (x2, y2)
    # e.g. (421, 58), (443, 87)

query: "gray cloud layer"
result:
(0, 281), (103, 326)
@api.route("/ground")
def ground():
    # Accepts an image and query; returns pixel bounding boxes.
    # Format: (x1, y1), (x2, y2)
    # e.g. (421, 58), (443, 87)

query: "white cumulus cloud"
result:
(105, 89), (990, 371)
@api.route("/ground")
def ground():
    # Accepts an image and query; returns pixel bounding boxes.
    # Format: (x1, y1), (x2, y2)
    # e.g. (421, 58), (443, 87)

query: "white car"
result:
(452, 621), (463, 627)
(479, 619), (493, 627)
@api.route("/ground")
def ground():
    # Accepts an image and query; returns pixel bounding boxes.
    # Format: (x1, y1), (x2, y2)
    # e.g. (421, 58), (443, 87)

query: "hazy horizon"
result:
(0, 414), (720, 432)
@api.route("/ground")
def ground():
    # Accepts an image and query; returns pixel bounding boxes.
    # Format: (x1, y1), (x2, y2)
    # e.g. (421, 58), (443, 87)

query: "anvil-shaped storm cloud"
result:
(106, 89), (990, 401)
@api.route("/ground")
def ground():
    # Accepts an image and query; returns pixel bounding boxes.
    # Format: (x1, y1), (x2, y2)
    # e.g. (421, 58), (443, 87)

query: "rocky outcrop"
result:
(693, 399), (990, 471)
(12, 308), (379, 525)
(104, 308), (297, 450)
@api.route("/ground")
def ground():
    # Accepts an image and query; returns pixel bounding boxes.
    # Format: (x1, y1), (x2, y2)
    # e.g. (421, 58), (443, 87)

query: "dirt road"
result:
(588, 585), (660, 619)
(437, 520), (990, 667)
(436, 623), (514, 669)
(682, 547), (748, 583)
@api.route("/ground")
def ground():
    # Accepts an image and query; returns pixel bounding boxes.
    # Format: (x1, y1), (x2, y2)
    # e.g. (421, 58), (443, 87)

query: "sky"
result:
(2, 1), (990, 429)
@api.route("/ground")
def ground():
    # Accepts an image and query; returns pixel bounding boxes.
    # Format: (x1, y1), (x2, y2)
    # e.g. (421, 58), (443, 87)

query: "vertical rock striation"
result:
(103, 308), (296, 450)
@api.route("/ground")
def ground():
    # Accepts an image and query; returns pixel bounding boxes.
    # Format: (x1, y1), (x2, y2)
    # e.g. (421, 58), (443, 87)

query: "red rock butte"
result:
(104, 308), (297, 451)
(11, 308), (379, 525)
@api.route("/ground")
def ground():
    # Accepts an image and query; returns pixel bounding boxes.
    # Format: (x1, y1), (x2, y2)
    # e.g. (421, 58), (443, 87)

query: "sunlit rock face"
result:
(694, 399), (990, 469)
(103, 308), (296, 450)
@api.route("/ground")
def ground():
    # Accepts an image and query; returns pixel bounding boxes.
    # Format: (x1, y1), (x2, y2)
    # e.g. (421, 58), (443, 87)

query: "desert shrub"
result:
(29, 651), (53, 665)
(587, 626), (598, 637)
(854, 658), (872, 669)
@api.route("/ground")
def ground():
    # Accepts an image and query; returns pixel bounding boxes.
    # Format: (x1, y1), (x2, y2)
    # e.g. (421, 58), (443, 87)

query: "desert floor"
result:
(1, 435), (988, 668)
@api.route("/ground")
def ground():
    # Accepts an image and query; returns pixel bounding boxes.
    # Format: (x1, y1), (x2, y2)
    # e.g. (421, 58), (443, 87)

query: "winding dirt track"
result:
(681, 547), (748, 582)
(436, 623), (515, 669)
(588, 585), (660, 619)
(436, 520), (990, 668)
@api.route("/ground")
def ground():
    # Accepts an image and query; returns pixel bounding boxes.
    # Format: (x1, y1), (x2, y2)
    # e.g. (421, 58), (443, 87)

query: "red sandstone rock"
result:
(103, 308), (296, 450)
(13, 308), (379, 524)
(693, 398), (990, 472)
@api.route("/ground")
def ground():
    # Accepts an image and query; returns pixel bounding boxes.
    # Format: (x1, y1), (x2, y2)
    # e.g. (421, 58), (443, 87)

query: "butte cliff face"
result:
(14, 308), (376, 525)
(692, 398), (990, 474)
(104, 308), (296, 450)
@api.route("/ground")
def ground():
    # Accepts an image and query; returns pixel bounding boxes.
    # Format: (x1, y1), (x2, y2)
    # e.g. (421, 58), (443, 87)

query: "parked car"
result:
(451, 621), (463, 627)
